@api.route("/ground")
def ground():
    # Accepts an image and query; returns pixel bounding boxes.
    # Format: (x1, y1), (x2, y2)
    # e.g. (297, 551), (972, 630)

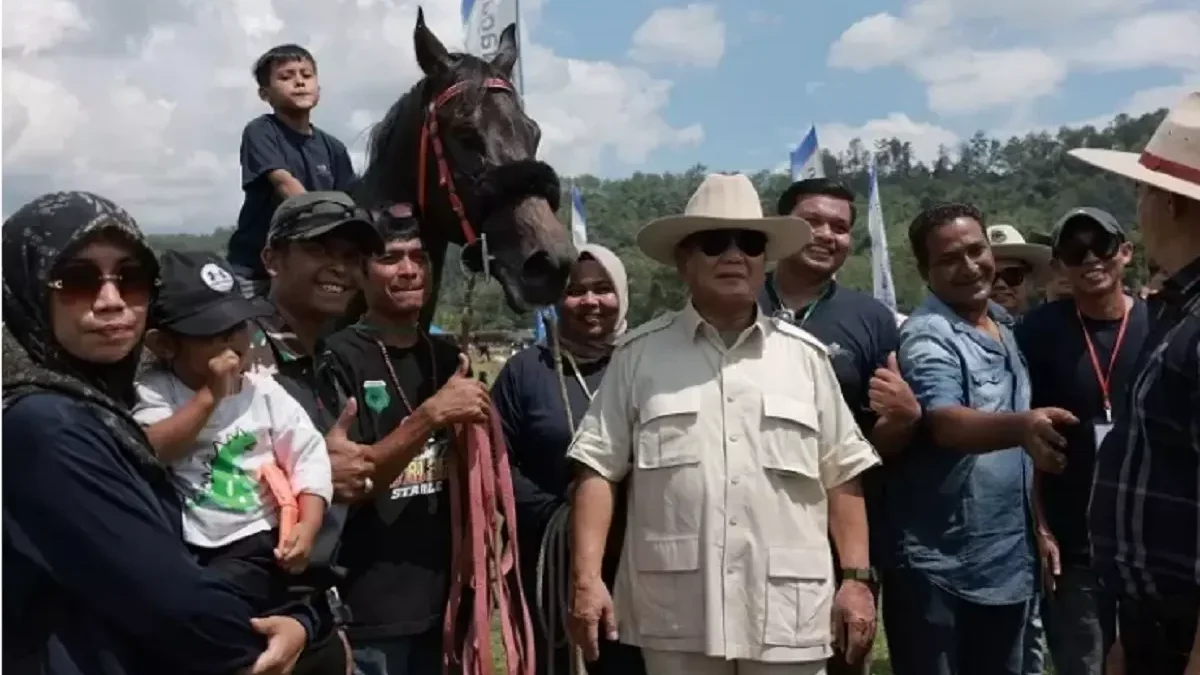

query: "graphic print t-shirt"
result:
(133, 369), (334, 548)
(316, 326), (461, 638)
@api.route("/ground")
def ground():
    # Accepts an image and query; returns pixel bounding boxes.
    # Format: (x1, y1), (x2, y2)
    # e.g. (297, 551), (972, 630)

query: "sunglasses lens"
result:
(736, 231), (767, 257)
(116, 265), (155, 304)
(53, 265), (105, 302)
(997, 268), (1027, 286)
(696, 231), (732, 256)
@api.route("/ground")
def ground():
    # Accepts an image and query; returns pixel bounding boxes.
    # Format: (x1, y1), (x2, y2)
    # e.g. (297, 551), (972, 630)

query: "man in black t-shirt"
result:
(762, 178), (921, 675)
(1014, 207), (1149, 675)
(315, 206), (491, 675)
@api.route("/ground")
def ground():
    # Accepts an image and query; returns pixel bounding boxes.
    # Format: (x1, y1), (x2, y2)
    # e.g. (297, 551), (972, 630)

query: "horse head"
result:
(358, 7), (575, 316)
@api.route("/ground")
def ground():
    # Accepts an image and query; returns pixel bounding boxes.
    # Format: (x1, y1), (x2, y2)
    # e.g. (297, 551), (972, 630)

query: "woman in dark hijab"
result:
(2, 191), (316, 675)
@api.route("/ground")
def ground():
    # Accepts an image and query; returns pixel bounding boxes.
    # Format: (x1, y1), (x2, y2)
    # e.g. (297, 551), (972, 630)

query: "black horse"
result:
(355, 7), (575, 329)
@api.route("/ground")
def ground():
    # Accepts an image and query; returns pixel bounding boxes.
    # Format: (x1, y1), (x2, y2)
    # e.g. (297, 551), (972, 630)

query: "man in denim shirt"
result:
(881, 203), (1079, 675)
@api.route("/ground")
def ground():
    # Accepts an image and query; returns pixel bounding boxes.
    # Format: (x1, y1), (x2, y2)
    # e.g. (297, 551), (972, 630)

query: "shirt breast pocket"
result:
(633, 393), (704, 539)
(760, 393), (823, 489)
(968, 365), (1011, 409)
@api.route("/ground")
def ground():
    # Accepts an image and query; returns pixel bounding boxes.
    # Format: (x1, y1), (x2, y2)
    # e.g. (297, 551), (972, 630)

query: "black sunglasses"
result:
(995, 266), (1030, 287)
(47, 263), (157, 304)
(683, 229), (768, 258)
(1054, 234), (1120, 267)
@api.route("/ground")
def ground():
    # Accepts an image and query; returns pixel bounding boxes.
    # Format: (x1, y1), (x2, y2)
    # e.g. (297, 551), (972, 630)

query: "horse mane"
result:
(355, 54), (498, 211)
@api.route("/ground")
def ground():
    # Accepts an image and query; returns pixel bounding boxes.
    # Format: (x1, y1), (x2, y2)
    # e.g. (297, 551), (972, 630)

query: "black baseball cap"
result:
(1051, 207), (1126, 253)
(267, 191), (383, 255)
(152, 251), (272, 337)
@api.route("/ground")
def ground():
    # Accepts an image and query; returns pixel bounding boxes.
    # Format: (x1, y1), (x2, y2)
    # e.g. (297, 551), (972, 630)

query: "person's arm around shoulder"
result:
(3, 396), (310, 674)
(241, 117), (305, 199)
(566, 343), (636, 662)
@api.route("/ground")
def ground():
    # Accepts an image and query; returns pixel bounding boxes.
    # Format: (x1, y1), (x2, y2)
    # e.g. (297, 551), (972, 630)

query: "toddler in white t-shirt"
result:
(133, 251), (331, 603)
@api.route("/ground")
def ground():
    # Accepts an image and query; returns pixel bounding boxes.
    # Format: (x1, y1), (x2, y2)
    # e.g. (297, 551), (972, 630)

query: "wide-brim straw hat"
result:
(636, 173), (812, 265)
(987, 224), (1051, 274)
(1069, 91), (1200, 202)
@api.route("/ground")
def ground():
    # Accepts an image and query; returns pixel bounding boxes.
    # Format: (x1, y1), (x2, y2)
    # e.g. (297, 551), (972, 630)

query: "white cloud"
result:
(912, 48), (1067, 116)
(827, 0), (1181, 116)
(628, 4), (725, 69)
(818, 113), (961, 166)
(3, 0), (702, 231)
(1069, 10), (1200, 71)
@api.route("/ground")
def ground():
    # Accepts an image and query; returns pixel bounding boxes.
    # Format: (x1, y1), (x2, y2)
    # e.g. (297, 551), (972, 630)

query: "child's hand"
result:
(206, 349), (243, 400)
(274, 522), (317, 574)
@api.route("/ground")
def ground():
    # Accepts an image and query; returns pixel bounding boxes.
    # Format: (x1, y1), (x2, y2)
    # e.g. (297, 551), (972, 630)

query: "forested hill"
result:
(145, 109), (1165, 330)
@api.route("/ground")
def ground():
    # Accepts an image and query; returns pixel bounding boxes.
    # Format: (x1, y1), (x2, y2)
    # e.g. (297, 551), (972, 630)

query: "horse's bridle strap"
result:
(416, 77), (514, 247)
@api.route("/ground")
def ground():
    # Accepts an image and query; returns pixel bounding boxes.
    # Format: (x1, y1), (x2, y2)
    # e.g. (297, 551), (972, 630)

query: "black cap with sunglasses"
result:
(152, 251), (272, 337)
(1051, 207), (1126, 266)
(267, 191), (384, 255)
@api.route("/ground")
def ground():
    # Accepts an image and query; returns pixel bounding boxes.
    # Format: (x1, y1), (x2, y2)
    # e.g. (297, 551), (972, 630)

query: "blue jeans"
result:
(883, 568), (1029, 675)
(1042, 565), (1115, 675)
(352, 629), (442, 675)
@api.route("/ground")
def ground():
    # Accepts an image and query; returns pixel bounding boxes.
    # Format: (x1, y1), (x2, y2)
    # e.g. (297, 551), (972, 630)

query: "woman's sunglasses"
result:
(1054, 235), (1120, 267)
(684, 229), (768, 258)
(47, 263), (157, 304)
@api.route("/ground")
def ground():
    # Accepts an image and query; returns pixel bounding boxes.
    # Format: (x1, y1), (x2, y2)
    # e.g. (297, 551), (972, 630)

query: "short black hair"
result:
(253, 44), (316, 87)
(374, 206), (421, 245)
(908, 202), (986, 270)
(776, 178), (857, 224)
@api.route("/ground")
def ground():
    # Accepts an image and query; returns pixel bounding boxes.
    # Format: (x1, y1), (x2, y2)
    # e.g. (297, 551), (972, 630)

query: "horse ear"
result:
(490, 22), (518, 78)
(414, 6), (451, 74)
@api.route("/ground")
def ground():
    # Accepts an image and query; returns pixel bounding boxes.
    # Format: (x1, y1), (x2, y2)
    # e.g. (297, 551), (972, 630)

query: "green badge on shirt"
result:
(363, 380), (391, 413)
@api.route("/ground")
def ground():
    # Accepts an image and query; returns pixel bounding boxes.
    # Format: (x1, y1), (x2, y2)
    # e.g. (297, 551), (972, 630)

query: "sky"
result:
(4, 0), (1199, 232)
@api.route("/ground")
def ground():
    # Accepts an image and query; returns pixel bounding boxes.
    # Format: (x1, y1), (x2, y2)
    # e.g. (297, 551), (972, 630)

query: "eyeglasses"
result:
(1054, 235), (1120, 267)
(684, 229), (768, 258)
(47, 263), (157, 305)
(994, 266), (1029, 287)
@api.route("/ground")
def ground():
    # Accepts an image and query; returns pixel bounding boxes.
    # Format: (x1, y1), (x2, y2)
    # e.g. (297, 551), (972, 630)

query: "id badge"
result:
(1094, 422), (1114, 448)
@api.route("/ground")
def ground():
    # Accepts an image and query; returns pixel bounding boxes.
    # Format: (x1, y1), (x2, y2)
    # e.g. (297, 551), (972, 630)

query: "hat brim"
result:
(161, 296), (274, 337)
(1069, 148), (1200, 202)
(991, 243), (1052, 271)
(636, 215), (812, 266)
(289, 216), (384, 255)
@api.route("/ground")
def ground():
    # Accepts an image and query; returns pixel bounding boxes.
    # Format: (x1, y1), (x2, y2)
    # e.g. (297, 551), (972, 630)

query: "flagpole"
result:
(514, 0), (527, 104)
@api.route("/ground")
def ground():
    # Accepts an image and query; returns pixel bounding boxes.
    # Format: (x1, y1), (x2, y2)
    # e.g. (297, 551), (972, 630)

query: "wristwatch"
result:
(840, 567), (878, 584)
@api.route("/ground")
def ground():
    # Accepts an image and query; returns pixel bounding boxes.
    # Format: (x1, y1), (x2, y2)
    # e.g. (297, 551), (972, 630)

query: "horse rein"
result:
(415, 76), (515, 261)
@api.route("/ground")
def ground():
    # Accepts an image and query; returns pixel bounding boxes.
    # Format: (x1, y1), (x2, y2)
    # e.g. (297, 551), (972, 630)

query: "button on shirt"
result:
(566, 303), (880, 663)
(1091, 256), (1200, 602)
(890, 294), (1035, 606)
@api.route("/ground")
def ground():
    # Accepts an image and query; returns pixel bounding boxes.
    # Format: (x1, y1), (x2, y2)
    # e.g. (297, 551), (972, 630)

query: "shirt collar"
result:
(920, 291), (1014, 332)
(678, 300), (770, 343)
(253, 306), (309, 364)
(1159, 255), (1200, 306)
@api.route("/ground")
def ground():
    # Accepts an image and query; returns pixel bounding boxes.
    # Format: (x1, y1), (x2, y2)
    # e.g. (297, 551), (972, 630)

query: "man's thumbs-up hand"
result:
(324, 397), (377, 502)
(418, 352), (491, 428)
(868, 352), (921, 425)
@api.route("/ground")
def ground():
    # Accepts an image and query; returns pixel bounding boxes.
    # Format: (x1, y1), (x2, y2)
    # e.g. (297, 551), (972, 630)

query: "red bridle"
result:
(416, 77), (515, 247)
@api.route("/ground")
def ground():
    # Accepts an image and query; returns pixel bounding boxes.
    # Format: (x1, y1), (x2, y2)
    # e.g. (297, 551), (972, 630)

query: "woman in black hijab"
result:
(2, 191), (317, 674)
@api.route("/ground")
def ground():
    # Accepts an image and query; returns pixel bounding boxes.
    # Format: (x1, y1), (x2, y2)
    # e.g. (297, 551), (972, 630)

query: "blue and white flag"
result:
(534, 306), (556, 345)
(867, 161), (897, 311)
(789, 126), (825, 181)
(570, 186), (588, 249)
(462, 0), (522, 95)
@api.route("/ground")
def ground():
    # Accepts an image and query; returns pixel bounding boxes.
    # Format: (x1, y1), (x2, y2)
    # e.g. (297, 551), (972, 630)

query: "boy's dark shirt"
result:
(229, 114), (357, 277)
(1015, 296), (1150, 566)
(315, 326), (460, 639)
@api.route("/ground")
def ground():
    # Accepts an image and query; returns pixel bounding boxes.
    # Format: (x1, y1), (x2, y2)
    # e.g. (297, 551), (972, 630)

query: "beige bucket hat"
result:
(987, 224), (1052, 274)
(1069, 91), (1200, 201)
(636, 173), (811, 265)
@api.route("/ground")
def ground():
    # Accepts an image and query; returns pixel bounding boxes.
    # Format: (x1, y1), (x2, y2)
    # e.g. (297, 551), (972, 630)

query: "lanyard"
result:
(560, 350), (594, 402)
(772, 276), (830, 327)
(1076, 300), (1131, 423)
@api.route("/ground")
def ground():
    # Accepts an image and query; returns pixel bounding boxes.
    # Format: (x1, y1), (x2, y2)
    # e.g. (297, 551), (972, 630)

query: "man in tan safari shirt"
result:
(565, 173), (881, 675)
